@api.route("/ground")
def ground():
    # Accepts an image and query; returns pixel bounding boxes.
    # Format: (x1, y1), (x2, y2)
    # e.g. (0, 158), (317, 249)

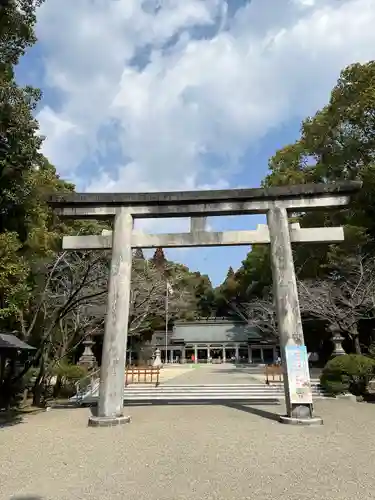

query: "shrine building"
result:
(146, 318), (278, 364)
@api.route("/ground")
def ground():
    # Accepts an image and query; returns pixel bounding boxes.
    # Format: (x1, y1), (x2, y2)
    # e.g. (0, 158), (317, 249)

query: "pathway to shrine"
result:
(163, 363), (267, 385)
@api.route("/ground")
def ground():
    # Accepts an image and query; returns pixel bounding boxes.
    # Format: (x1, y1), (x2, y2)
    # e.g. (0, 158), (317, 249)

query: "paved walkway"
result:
(1, 399), (374, 500)
(158, 366), (194, 383)
(163, 363), (261, 385)
(162, 364), (323, 385)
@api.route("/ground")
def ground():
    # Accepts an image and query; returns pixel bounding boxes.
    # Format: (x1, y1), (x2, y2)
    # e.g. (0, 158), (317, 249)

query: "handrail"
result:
(74, 368), (100, 402)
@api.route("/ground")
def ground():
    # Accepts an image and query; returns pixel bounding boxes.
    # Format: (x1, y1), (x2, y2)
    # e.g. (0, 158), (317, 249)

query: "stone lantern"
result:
(329, 324), (345, 357)
(152, 348), (162, 367)
(78, 335), (97, 369)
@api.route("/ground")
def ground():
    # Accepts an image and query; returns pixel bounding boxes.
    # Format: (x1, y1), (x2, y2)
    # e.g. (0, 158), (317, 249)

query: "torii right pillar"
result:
(267, 204), (322, 425)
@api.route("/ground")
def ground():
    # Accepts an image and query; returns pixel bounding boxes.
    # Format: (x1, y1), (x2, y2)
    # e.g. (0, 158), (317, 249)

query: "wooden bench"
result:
(125, 366), (160, 387)
(265, 364), (283, 384)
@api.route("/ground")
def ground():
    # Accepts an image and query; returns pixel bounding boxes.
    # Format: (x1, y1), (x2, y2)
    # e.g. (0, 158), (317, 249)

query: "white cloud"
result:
(35, 0), (375, 194)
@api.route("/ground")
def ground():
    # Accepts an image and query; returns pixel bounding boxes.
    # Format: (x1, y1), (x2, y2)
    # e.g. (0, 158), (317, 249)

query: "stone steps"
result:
(74, 382), (329, 405)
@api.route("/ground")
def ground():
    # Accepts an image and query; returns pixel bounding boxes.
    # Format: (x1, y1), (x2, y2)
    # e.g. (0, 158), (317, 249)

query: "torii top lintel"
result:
(48, 181), (362, 219)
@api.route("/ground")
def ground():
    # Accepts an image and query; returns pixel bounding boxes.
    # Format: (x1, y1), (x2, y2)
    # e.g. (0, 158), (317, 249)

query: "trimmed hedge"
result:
(320, 354), (375, 396)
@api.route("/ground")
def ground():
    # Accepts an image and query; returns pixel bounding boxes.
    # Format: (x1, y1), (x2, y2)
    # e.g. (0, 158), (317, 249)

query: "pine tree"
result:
(133, 248), (145, 260)
(152, 247), (167, 268)
(226, 266), (235, 279)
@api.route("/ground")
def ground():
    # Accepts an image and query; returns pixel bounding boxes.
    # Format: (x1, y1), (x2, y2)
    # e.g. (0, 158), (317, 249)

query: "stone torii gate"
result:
(49, 181), (361, 427)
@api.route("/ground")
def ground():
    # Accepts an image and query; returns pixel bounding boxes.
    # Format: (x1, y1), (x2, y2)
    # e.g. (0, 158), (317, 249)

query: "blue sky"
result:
(17, 0), (375, 286)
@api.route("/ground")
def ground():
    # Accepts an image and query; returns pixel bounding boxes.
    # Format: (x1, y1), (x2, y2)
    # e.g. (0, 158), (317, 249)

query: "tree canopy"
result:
(211, 61), (375, 355)
(226, 61), (375, 303)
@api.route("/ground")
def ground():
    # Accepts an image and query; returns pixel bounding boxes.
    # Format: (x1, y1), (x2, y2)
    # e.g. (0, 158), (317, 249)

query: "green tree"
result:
(0, 0), (46, 237)
(265, 61), (375, 244)
(0, 0), (44, 70)
(152, 247), (167, 268)
(133, 248), (145, 260)
(261, 61), (375, 279)
(0, 0), (61, 328)
(221, 61), (375, 318)
(0, 232), (29, 320)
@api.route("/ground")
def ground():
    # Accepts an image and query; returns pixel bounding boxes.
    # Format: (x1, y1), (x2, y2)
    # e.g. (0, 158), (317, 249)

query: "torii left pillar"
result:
(88, 208), (133, 427)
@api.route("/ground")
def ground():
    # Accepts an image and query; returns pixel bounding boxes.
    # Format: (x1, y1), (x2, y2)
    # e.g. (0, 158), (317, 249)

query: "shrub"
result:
(52, 363), (89, 398)
(320, 354), (375, 396)
(54, 363), (88, 382)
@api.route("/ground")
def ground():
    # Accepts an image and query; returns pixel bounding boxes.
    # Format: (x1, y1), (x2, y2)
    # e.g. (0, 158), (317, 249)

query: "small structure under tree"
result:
(0, 333), (35, 410)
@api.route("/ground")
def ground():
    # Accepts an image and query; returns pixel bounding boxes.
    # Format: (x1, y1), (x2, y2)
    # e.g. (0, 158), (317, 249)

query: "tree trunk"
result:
(354, 336), (362, 355)
(52, 374), (63, 398)
(32, 380), (43, 407)
(32, 355), (46, 406)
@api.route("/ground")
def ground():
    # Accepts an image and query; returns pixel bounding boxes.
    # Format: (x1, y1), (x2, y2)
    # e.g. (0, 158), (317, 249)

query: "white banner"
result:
(285, 345), (312, 404)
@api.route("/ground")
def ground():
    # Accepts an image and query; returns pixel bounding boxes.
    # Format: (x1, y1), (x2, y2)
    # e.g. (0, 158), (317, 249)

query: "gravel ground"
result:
(1, 399), (375, 500)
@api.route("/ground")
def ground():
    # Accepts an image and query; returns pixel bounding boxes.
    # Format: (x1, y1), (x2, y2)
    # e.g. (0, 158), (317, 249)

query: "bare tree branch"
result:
(221, 292), (279, 341)
(297, 255), (375, 353)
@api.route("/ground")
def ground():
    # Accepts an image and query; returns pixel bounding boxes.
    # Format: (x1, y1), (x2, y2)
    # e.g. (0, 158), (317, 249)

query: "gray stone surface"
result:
(162, 364), (269, 385)
(1, 399), (374, 500)
(152, 348), (162, 367)
(49, 182), (360, 219)
(88, 415), (131, 427)
(98, 208), (133, 419)
(48, 181), (361, 207)
(279, 415), (323, 426)
(54, 195), (352, 219)
(267, 205), (312, 418)
(62, 225), (345, 250)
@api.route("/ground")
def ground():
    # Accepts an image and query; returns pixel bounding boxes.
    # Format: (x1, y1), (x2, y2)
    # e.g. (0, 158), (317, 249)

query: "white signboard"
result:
(285, 345), (312, 404)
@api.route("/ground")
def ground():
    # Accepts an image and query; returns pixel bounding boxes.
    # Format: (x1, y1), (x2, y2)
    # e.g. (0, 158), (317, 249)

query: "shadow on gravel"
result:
(10, 496), (43, 499)
(49, 402), (87, 410)
(0, 412), (24, 428)
(121, 400), (280, 407)
(225, 403), (281, 422)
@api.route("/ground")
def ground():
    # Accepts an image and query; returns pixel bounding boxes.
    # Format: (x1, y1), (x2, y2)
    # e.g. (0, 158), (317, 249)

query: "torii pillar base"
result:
(88, 415), (131, 427)
(279, 415), (323, 426)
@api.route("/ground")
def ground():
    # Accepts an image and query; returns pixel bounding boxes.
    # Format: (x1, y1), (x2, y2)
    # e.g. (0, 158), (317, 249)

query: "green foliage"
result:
(231, 61), (375, 302)
(52, 363), (89, 398)
(53, 363), (88, 381)
(264, 61), (375, 245)
(0, 78), (44, 236)
(0, 232), (30, 318)
(0, 0), (44, 70)
(320, 354), (375, 396)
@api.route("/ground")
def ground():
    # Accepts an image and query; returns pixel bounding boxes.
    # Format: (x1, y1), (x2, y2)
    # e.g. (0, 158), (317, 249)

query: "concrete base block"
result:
(88, 415), (131, 427)
(337, 393), (357, 402)
(279, 415), (323, 426)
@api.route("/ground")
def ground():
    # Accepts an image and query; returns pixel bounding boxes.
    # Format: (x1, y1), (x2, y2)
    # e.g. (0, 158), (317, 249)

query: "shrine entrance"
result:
(49, 181), (361, 426)
(211, 348), (222, 361)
